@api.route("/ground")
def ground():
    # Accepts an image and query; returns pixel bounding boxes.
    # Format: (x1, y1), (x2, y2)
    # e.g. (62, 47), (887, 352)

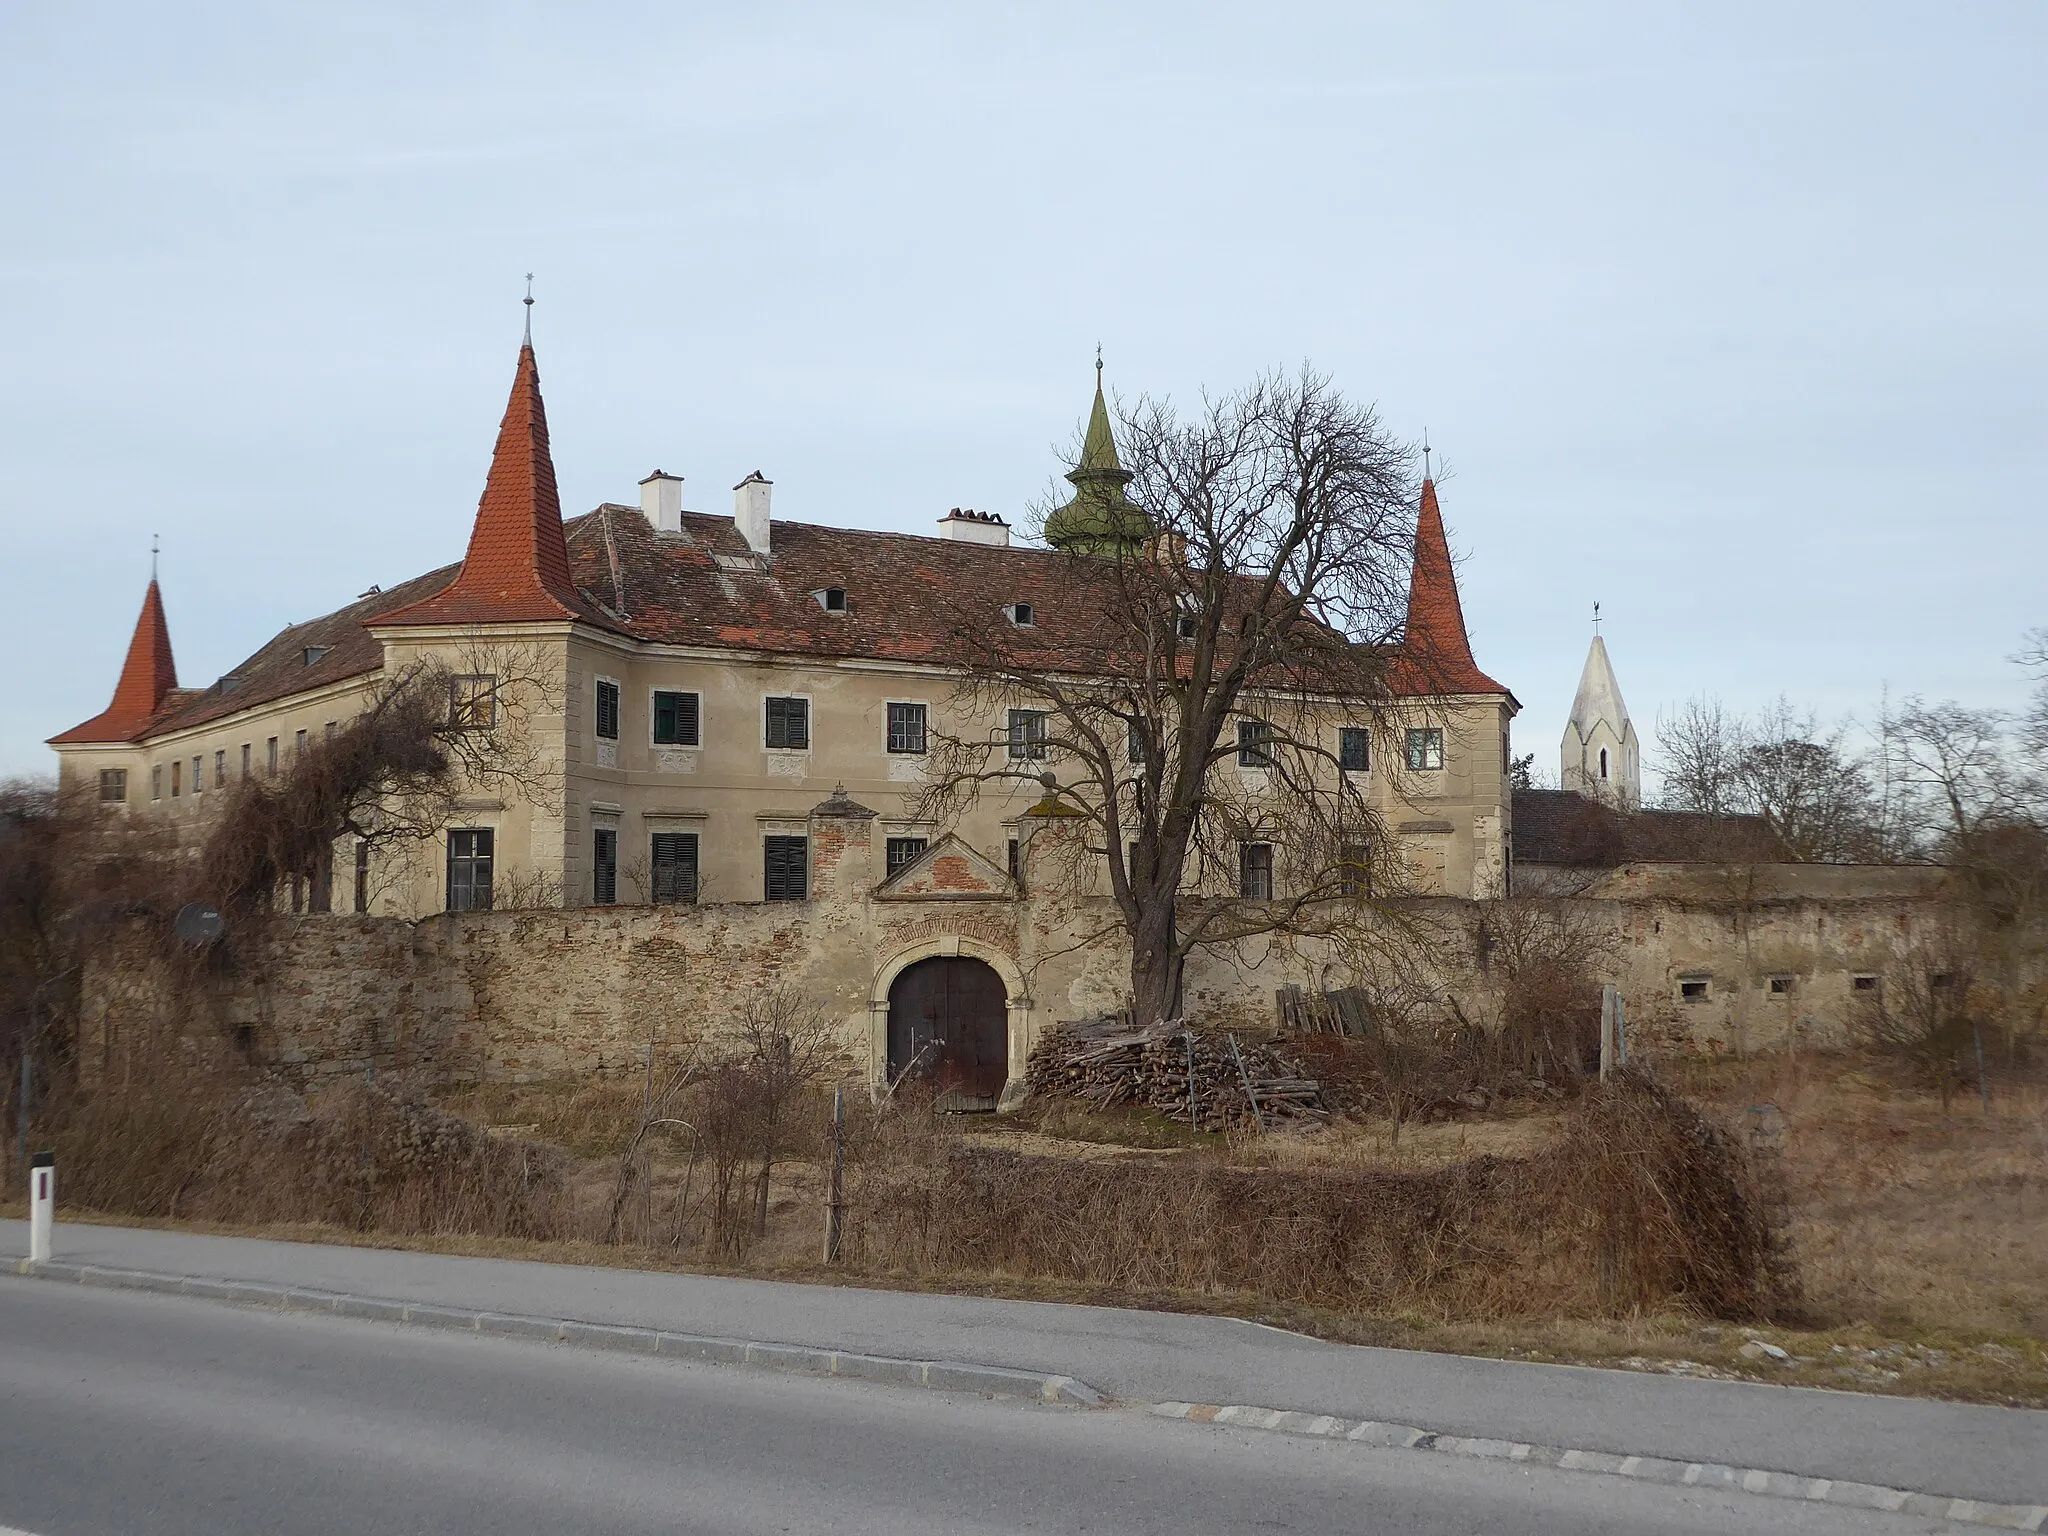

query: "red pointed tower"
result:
(380, 337), (612, 629)
(1397, 479), (1509, 697)
(50, 578), (180, 743)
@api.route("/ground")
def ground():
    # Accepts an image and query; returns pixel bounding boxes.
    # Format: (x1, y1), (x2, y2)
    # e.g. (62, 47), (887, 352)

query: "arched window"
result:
(1599, 747), (1609, 779)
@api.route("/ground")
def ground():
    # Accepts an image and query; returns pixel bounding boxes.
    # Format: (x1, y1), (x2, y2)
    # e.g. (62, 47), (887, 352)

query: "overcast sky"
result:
(2, 2), (2042, 785)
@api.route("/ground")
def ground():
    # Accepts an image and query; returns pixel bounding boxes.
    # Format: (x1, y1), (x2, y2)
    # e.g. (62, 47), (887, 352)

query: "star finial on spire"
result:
(523, 273), (535, 344)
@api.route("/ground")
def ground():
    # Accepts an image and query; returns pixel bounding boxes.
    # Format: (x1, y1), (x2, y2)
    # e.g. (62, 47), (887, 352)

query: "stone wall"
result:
(80, 858), (1993, 1093)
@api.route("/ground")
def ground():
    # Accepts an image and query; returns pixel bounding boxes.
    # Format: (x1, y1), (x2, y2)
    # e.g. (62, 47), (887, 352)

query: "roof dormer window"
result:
(815, 587), (848, 613)
(1007, 602), (1035, 627)
(303, 645), (330, 666)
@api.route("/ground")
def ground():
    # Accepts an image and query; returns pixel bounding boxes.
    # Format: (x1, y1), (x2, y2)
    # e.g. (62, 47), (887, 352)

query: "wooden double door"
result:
(887, 956), (1009, 1111)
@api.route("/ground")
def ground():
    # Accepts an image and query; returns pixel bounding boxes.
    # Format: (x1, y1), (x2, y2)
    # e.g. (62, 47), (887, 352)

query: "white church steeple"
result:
(1562, 615), (1639, 805)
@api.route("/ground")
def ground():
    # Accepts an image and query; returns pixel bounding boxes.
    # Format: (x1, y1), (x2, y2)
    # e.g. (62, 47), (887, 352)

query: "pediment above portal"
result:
(873, 834), (1018, 901)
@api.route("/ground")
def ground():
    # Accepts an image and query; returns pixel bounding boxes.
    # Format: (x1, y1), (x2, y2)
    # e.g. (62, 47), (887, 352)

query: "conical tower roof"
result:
(1397, 480), (1508, 696)
(1568, 633), (1632, 746)
(1044, 359), (1152, 554)
(382, 340), (616, 629)
(50, 578), (180, 743)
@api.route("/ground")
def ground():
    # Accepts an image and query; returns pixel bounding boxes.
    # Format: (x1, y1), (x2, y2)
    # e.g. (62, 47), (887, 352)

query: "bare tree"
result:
(916, 369), (1422, 1027)
(1655, 695), (1877, 862)
(1735, 700), (1876, 863)
(1858, 942), (1982, 1114)
(200, 634), (562, 913)
(683, 989), (837, 1254)
(1893, 697), (2036, 850)
(1654, 696), (1743, 817)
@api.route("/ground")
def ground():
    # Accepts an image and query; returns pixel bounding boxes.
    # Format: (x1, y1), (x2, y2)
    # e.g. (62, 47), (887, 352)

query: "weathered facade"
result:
(63, 334), (1977, 1100)
(80, 852), (1960, 1097)
(52, 340), (1517, 917)
(53, 334), (1533, 1099)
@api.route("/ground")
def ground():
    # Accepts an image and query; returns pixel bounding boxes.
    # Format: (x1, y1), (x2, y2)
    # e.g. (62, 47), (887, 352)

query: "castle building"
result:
(50, 334), (1517, 1095)
(1561, 630), (1639, 805)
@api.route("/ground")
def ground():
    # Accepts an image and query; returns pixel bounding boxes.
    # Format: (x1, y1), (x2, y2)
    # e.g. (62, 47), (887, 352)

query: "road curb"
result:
(1151, 1401), (2048, 1532)
(6, 1257), (1103, 1408)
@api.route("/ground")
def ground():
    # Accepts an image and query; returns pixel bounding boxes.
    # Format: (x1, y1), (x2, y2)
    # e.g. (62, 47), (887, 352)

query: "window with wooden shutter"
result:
(1338, 728), (1370, 773)
(652, 833), (699, 904)
(654, 690), (700, 746)
(765, 696), (810, 751)
(595, 679), (620, 741)
(593, 828), (618, 905)
(764, 835), (808, 901)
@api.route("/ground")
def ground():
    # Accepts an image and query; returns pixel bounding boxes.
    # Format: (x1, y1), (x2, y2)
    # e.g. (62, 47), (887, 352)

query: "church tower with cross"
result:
(1561, 607), (1640, 805)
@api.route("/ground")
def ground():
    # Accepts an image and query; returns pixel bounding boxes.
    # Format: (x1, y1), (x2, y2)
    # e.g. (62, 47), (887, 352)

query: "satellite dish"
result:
(173, 903), (225, 947)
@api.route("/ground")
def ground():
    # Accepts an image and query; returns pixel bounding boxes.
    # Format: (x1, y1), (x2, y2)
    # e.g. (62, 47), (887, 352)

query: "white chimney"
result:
(734, 471), (773, 555)
(939, 507), (1011, 547)
(639, 470), (683, 533)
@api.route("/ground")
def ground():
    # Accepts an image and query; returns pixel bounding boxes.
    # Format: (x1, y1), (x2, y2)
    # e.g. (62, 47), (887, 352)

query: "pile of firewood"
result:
(1024, 1018), (1328, 1131)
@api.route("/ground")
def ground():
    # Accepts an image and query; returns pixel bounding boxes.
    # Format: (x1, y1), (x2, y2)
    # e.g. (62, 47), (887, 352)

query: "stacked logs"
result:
(1024, 1018), (1328, 1132)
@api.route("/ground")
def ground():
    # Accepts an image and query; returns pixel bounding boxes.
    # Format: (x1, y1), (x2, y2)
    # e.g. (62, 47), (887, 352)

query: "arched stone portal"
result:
(886, 955), (1008, 1111)
(870, 937), (1030, 1111)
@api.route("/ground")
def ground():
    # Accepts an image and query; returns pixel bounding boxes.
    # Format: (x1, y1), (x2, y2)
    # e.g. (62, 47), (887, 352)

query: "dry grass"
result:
(1666, 1055), (2048, 1340)
(18, 1048), (2046, 1406)
(36, 1067), (571, 1241)
(443, 1079), (651, 1161)
(845, 1070), (1783, 1324)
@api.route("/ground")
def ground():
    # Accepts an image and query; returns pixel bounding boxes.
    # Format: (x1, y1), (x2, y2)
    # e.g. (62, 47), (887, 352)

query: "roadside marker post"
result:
(28, 1150), (54, 1264)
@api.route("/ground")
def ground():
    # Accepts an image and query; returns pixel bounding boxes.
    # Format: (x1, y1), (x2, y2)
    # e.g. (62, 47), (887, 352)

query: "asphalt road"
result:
(4, 1220), (2042, 1506)
(0, 1281), (1981, 1536)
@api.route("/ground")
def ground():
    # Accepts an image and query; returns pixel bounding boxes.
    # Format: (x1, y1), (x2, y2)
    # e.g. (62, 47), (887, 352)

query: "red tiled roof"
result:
(378, 343), (626, 633)
(141, 568), (461, 738)
(1390, 479), (1510, 698)
(63, 424), (1514, 748)
(71, 504), (1514, 748)
(48, 579), (179, 744)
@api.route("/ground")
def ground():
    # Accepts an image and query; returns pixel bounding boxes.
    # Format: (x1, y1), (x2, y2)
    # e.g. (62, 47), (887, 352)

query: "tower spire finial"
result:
(523, 273), (535, 345)
(151, 533), (159, 582)
(1095, 342), (1103, 384)
(1593, 600), (1602, 633)
(1422, 428), (1432, 482)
